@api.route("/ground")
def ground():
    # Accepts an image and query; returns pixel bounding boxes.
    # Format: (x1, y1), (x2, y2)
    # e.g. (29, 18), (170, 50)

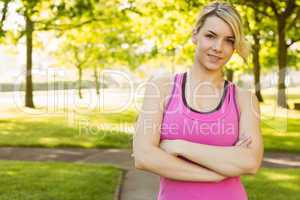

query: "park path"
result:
(0, 147), (299, 200)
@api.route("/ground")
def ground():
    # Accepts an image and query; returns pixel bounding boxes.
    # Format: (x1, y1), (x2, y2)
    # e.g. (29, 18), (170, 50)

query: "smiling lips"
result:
(207, 54), (222, 62)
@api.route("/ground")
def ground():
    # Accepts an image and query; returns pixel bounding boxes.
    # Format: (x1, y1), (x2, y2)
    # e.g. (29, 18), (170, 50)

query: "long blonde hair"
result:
(194, 1), (251, 63)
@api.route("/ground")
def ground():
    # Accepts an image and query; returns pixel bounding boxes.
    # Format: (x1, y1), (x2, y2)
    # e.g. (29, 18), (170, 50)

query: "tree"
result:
(238, 4), (270, 102)
(0, 0), (10, 38)
(54, 28), (95, 99)
(53, 2), (144, 97)
(241, 0), (300, 108)
(7, 0), (105, 107)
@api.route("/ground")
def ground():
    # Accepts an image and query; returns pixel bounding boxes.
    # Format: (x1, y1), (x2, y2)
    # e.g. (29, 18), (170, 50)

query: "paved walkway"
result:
(0, 147), (299, 200)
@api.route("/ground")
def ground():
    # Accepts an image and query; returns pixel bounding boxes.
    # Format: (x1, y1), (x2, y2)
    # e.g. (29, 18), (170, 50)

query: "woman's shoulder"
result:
(148, 71), (176, 85)
(146, 72), (177, 108)
(147, 72), (177, 93)
(234, 84), (260, 113)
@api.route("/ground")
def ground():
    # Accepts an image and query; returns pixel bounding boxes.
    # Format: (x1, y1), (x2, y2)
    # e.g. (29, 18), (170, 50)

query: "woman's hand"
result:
(160, 139), (184, 156)
(235, 136), (252, 148)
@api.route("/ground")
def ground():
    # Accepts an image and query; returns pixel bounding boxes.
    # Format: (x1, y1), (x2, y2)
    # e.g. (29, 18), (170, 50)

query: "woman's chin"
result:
(204, 63), (222, 71)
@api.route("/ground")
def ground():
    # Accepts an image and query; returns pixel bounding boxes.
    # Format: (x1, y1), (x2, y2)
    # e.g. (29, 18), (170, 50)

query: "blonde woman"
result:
(133, 1), (264, 200)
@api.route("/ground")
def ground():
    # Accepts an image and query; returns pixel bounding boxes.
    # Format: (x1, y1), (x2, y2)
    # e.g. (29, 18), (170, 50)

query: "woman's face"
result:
(192, 15), (235, 71)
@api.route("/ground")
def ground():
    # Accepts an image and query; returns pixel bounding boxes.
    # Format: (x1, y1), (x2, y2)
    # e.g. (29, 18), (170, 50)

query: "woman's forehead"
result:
(202, 16), (234, 37)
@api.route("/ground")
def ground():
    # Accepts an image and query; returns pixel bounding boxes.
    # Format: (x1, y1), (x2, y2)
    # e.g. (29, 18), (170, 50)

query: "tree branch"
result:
(287, 36), (300, 48)
(34, 17), (108, 31)
(283, 0), (296, 18)
(287, 7), (300, 30)
(122, 6), (143, 16)
(0, 0), (9, 37)
(243, 10), (252, 33)
(269, 0), (279, 17)
(243, 2), (273, 18)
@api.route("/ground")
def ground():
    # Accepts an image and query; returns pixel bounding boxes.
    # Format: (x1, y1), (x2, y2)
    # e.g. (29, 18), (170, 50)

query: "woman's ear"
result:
(192, 29), (198, 44)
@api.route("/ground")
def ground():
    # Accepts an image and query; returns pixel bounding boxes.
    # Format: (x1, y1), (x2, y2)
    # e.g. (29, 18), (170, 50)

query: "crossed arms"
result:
(133, 75), (264, 182)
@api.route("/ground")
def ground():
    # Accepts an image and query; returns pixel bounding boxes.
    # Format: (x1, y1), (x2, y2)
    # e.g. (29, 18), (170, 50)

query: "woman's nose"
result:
(212, 40), (222, 52)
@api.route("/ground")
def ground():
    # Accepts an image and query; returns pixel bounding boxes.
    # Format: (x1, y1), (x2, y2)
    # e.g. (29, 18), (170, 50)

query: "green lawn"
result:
(259, 89), (300, 154)
(0, 109), (134, 149)
(242, 168), (300, 200)
(0, 160), (122, 200)
(261, 116), (300, 153)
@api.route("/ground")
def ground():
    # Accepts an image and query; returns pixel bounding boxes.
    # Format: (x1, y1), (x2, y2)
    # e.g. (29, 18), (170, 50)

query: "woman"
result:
(133, 2), (264, 200)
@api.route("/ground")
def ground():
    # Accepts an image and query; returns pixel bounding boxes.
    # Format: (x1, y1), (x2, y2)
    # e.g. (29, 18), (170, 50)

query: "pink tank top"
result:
(158, 71), (248, 200)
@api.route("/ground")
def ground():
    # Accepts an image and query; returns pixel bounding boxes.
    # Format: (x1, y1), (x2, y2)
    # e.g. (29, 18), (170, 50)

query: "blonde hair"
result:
(194, 1), (251, 63)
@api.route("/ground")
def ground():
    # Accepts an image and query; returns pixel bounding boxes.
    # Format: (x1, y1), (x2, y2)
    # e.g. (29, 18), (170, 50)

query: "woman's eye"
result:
(206, 34), (214, 38)
(227, 40), (235, 44)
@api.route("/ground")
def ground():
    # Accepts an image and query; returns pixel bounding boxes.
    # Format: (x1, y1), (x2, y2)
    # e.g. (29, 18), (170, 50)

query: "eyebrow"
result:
(207, 30), (235, 39)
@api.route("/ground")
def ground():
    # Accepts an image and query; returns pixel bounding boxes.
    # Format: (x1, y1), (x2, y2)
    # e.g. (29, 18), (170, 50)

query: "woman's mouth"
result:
(207, 54), (222, 62)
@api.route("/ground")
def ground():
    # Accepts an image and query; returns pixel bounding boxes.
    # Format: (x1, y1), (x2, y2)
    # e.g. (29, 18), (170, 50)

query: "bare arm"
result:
(160, 88), (264, 177)
(133, 74), (228, 182)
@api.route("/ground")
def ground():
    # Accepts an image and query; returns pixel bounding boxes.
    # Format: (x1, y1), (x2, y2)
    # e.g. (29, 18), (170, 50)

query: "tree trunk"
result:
(277, 18), (289, 108)
(77, 65), (83, 99)
(252, 33), (264, 102)
(94, 67), (100, 95)
(25, 14), (34, 108)
(170, 48), (176, 74)
(225, 68), (234, 82)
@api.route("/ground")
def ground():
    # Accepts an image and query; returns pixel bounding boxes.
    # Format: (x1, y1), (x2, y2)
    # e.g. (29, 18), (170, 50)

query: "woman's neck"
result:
(189, 62), (224, 89)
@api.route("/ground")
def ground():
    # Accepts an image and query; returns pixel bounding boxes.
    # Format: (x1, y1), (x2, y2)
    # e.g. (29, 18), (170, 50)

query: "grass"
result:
(0, 160), (122, 200)
(0, 108), (135, 149)
(258, 87), (300, 154)
(242, 167), (300, 200)
(261, 116), (300, 153)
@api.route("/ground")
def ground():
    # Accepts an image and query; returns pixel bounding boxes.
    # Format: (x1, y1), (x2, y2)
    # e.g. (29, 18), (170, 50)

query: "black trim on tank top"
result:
(182, 72), (228, 114)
